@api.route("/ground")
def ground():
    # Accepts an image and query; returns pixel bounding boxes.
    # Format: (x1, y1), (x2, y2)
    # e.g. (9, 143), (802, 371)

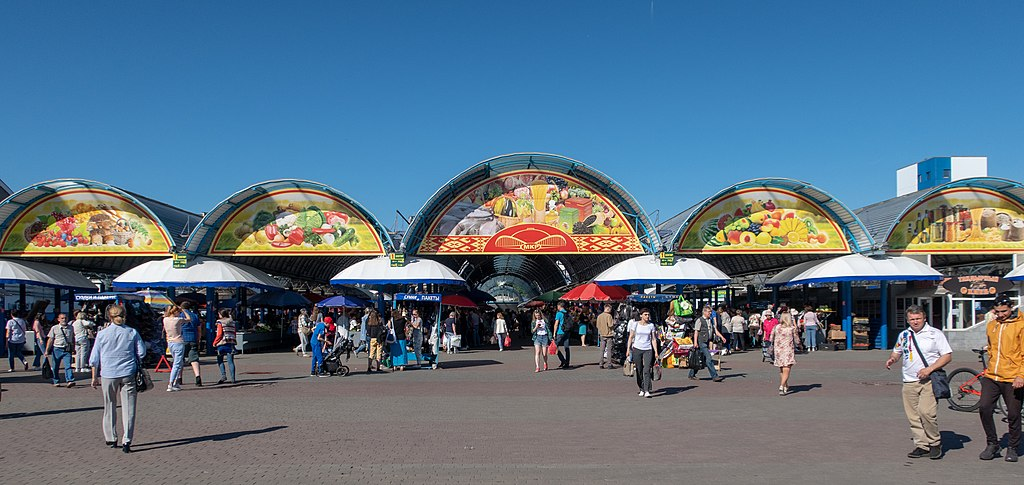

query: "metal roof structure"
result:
(183, 179), (395, 284)
(661, 178), (874, 277)
(400, 153), (660, 293)
(0, 178), (12, 201)
(0, 179), (197, 276)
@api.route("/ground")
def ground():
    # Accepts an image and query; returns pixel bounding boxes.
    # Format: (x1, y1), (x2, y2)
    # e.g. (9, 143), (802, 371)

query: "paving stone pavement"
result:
(1, 344), (1022, 484)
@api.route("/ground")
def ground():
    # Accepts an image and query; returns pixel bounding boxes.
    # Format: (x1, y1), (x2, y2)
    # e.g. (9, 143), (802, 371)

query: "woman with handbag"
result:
(212, 309), (238, 384)
(389, 310), (408, 371)
(409, 309), (424, 368)
(89, 304), (146, 453)
(294, 308), (311, 357)
(531, 309), (550, 373)
(494, 312), (508, 352)
(770, 311), (798, 395)
(626, 308), (660, 398)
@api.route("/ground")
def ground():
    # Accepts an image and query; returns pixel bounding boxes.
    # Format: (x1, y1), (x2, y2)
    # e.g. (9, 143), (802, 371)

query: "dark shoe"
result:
(712, 377), (724, 382)
(216, 379), (227, 385)
(928, 445), (942, 460)
(66, 381), (76, 388)
(106, 441), (117, 448)
(688, 376), (698, 381)
(980, 444), (1001, 460)
(1006, 448), (1019, 462)
(195, 376), (203, 387)
(122, 443), (131, 454)
(906, 447), (929, 458)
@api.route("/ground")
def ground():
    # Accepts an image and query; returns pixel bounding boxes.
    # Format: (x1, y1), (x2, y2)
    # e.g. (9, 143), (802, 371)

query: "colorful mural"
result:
(209, 189), (384, 255)
(417, 170), (643, 255)
(0, 189), (171, 256)
(676, 188), (850, 254)
(887, 188), (1024, 253)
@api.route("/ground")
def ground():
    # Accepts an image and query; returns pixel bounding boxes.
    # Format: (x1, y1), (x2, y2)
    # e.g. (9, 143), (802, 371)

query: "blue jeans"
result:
(7, 341), (26, 369)
(167, 342), (185, 388)
(33, 339), (44, 367)
(51, 347), (74, 384)
(804, 326), (818, 349)
(687, 343), (719, 379)
(216, 345), (235, 382)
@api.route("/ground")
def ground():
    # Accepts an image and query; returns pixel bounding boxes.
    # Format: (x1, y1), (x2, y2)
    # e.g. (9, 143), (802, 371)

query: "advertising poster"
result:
(417, 170), (643, 255)
(209, 189), (385, 255)
(0, 189), (172, 256)
(886, 188), (1024, 253)
(676, 188), (849, 254)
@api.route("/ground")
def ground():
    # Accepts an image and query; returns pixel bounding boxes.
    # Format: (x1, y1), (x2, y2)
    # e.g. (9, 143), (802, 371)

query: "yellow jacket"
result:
(986, 309), (1024, 382)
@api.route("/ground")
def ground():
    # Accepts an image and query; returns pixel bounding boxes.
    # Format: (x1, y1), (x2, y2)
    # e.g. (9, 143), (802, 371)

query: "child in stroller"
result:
(319, 338), (354, 376)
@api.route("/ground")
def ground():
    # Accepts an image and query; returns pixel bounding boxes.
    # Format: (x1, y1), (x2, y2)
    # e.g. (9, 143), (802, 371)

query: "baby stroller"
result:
(320, 338), (354, 376)
(761, 340), (774, 365)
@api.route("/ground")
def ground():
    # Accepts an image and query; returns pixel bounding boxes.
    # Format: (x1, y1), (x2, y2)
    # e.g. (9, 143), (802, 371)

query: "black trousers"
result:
(555, 334), (571, 367)
(979, 376), (1024, 448)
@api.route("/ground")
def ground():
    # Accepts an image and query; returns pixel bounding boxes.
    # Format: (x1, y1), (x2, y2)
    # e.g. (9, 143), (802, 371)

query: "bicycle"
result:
(947, 348), (1004, 414)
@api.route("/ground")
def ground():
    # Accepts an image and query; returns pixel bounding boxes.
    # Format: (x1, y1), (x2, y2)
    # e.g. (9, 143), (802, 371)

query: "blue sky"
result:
(2, 1), (1022, 231)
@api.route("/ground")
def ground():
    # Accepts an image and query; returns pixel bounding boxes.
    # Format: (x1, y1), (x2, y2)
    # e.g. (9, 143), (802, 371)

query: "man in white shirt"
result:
(885, 305), (952, 460)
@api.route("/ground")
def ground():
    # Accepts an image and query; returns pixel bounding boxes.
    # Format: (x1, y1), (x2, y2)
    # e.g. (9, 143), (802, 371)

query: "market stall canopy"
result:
(316, 295), (369, 308)
(248, 290), (311, 308)
(765, 259), (832, 287)
(329, 256), (467, 286)
(560, 282), (629, 301)
(781, 254), (943, 286)
(441, 294), (477, 308)
(112, 256), (283, 290)
(134, 289), (174, 307)
(1005, 264), (1024, 281)
(592, 254), (730, 286)
(0, 257), (97, 290)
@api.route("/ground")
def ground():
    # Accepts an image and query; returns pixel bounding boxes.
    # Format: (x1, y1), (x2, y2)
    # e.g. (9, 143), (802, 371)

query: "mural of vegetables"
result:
(210, 190), (383, 255)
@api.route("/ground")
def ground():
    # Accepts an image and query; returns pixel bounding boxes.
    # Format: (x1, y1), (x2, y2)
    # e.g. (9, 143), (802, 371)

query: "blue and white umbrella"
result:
(592, 254), (730, 286)
(330, 256), (466, 286)
(784, 254), (942, 286)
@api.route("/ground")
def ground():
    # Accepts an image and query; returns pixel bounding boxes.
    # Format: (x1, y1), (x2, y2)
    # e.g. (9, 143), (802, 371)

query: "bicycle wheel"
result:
(947, 367), (983, 412)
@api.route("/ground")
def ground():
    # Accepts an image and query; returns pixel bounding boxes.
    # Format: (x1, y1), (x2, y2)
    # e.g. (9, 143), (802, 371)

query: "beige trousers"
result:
(902, 380), (940, 448)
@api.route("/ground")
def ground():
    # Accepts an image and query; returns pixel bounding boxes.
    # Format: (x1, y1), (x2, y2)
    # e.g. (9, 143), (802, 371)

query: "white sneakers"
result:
(644, 392), (652, 398)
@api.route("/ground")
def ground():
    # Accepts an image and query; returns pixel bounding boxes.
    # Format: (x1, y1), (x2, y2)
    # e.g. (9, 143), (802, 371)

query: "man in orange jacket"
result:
(979, 293), (1024, 462)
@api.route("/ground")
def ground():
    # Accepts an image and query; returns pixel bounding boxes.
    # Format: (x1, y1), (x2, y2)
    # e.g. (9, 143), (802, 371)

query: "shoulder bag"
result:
(908, 332), (951, 400)
(134, 354), (154, 393)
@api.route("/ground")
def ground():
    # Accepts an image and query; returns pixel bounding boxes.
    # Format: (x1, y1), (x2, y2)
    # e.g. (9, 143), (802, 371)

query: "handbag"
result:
(654, 362), (662, 381)
(908, 331), (951, 400)
(623, 360), (635, 377)
(134, 356), (154, 393)
(503, 335), (512, 348)
(547, 340), (557, 355)
(41, 357), (53, 380)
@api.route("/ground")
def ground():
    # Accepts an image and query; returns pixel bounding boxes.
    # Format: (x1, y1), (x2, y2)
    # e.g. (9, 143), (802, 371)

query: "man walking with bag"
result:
(977, 293), (1024, 462)
(885, 305), (952, 460)
(688, 305), (725, 382)
(554, 302), (572, 369)
(596, 304), (616, 369)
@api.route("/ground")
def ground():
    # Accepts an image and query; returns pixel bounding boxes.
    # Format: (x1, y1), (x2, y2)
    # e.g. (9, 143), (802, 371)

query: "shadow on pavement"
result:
(0, 405), (104, 420)
(787, 383), (822, 394)
(436, 359), (502, 369)
(940, 430), (971, 451)
(657, 386), (697, 396)
(132, 425), (289, 452)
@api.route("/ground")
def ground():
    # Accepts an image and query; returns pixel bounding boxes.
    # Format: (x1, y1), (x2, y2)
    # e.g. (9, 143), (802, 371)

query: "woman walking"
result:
(72, 311), (95, 373)
(747, 312), (762, 348)
(212, 309), (237, 384)
(294, 308), (311, 357)
(89, 304), (146, 453)
(627, 308), (660, 398)
(162, 305), (185, 392)
(389, 309), (408, 371)
(531, 309), (550, 372)
(5, 309), (29, 372)
(801, 304), (821, 352)
(494, 312), (508, 351)
(409, 309), (424, 367)
(770, 311), (798, 395)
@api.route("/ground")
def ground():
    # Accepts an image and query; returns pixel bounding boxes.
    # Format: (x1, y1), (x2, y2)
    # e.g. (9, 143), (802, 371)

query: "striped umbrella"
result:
(134, 289), (174, 307)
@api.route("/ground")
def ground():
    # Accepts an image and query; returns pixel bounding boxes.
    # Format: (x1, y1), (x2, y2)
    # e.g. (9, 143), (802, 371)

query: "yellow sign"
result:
(418, 170), (642, 255)
(389, 253), (406, 267)
(210, 189), (384, 256)
(887, 188), (1024, 253)
(676, 188), (849, 254)
(172, 253), (188, 268)
(0, 189), (172, 256)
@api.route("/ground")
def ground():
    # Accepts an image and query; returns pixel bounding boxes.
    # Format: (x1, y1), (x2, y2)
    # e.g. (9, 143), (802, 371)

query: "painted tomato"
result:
(264, 224), (280, 241)
(287, 227), (305, 246)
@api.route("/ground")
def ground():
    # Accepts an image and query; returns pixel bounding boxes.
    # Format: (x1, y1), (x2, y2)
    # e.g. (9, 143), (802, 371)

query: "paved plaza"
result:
(1, 345), (1022, 484)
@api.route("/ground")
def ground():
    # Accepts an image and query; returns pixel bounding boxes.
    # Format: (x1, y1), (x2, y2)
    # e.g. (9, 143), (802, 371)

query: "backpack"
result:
(558, 311), (573, 334)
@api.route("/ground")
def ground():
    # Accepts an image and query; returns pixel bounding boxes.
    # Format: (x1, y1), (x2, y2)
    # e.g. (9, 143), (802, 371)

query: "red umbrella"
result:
(442, 295), (477, 308)
(521, 300), (546, 308)
(560, 282), (629, 302)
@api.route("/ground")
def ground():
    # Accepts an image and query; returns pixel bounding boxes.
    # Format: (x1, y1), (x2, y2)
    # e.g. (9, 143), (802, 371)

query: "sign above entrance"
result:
(0, 189), (172, 257)
(417, 170), (643, 255)
(887, 187), (1024, 254)
(941, 275), (1013, 297)
(676, 188), (850, 254)
(209, 189), (385, 256)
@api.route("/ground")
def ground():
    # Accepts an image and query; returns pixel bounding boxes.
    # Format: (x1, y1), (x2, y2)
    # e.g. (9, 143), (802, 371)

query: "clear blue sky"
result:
(2, 1), (1022, 231)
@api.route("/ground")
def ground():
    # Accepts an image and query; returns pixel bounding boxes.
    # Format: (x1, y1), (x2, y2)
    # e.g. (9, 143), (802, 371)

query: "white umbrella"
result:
(1006, 264), (1024, 282)
(113, 256), (283, 290)
(592, 254), (730, 286)
(765, 259), (830, 287)
(0, 258), (96, 290)
(330, 256), (466, 286)
(785, 253), (942, 286)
